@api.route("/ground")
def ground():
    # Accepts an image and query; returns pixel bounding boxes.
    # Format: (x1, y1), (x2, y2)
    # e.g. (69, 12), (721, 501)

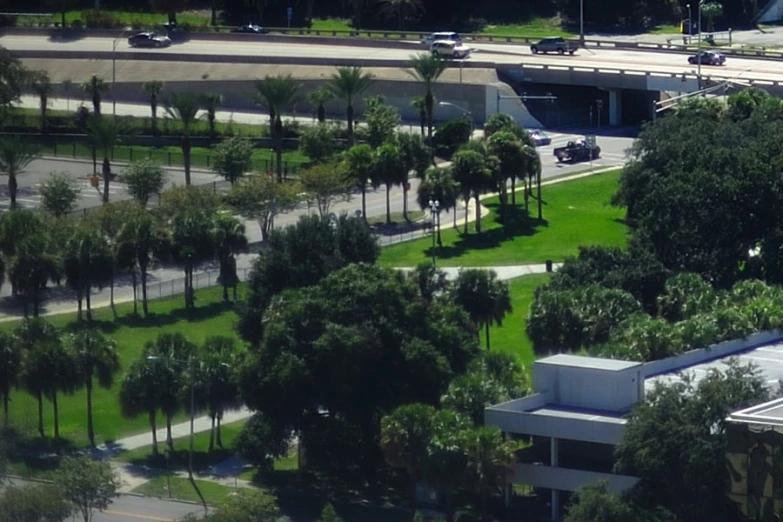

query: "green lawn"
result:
(132, 475), (237, 505)
(649, 23), (682, 34)
(479, 18), (576, 39)
(61, 10), (211, 28)
(378, 170), (627, 267)
(2, 285), (243, 448)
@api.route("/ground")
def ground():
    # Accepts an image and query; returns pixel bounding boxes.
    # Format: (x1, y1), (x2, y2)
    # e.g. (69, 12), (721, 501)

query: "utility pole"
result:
(580, 0), (585, 46)
(697, 0), (703, 89)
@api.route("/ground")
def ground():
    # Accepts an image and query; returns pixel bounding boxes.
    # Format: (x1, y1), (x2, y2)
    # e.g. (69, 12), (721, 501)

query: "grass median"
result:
(132, 476), (237, 505)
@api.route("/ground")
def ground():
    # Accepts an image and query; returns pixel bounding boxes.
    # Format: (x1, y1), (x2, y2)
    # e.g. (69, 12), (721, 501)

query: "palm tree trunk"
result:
(485, 323), (491, 350)
(85, 281), (92, 321)
(216, 414), (223, 448)
(386, 183), (392, 224)
(131, 269), (138, 316)
(208, 414), (215, 452)
(32, 284), (40, 317)
(361, 185), (367, 220)
(141, 263), (149, 316)
(76, 287), (83, 321)
(275, 116), (284, 182)
(403, 184), (408, 221)
(102, 155), (111, 203)
(110, 261), (116, 318)
(425, 91), (434, 148)
(37, 392), (44, 438)
(2, 391), (9, 429)
(537, 169), (543, 220)
(210, 0), (217, 25)
(166, 414), (174, 450)
(419, 109), (426, 137)
(40, 99), (47, 134)
(87, 380), (95, 446)
(464, 198), (469, 234)
(149, 411), (159, 456)
(52, 391), (60, 444)
(511, 177), (517, 206)
(183, 135), (192, 186)
(347, 104), (355, 146)
(475, 195), (482, 233)
(151, 98), (158, 135)
(8, 173), (17, 211)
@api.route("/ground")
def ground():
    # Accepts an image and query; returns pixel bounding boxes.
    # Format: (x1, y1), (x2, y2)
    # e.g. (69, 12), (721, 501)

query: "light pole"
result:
(111, 36), (123, 118)
(579, 0), (584, 46)
(428, 199), (439, 265)
(697, 0), (704, 88)
(686, 4), (692, 44)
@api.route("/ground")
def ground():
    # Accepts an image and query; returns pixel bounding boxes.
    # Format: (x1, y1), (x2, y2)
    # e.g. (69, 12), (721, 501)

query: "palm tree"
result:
(452, 269), (513, 350)
(487, 132), (526, 222)
(120, 213), (168, 317)
(67, 329), (120, 447)
(463, 427), (517, 520)
(0, 210), (45, 298)
(30, 71), (54, 134)
(194, 336), (240, 451)
(211, 213), (248, 302)
(378, 0), (425, 29)
(0, 331), (20, 428)
(397, 132), (430, 220)
(63, 225), (113, 321)
(374, 142), (406, 225)
(0, 138), (40, 210)
(405, 54), (447, 148)
(7, 231), (58, 317)
(201, 92), (223, 138)
(343, 144), (376, 220)
(451, 148), (490, 234)
(142, 81), (165, 135)
(308, 87), (335, 123)
(15, 318), (60, 438)
(411, 97), (427, 138)
(255, 75), (302, 182)
(328, 66), (375, 146)
(165, 92), (202, 186)
(170, 210), (215, 309)
(119, 358), (164, 456)
(86, 116), (122, 203)
(81, 75), (108, 116)
(417, 167), (459, 243)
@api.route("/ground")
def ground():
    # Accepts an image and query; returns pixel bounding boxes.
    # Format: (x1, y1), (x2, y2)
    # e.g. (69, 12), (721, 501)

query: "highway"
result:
(2, 34), (783, 83)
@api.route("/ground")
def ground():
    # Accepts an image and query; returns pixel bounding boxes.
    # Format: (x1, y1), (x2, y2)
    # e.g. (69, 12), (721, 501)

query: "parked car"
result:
(530, 36), (579, 55)
(430, 40), (471, 59)
(127, 32), (172, 48)
(421, 32), (461, 45)
(232, 24), (268, 33)
(528, 129), (551, 147)
(688, 50), (726, 65)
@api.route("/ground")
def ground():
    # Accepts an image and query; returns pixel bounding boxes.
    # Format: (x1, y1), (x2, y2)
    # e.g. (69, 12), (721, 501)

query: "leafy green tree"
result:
(374, 142), (407, 224)
(378, 0), (424, 28)
(0, 484), (72, 522)
(64, 225), (113, 321)
(200, 92), (223, 138)
(58, 456), (120, 522)
(298, 161), (353, 217)
(0, 47), (27, 111)
(408, 262), (450, 303)
(319, 503), (344, 522)
(702, 1), (723, 31)
(452, 269), (512, 350)
(86, 116), (122, 203)
(307, 86), (334, 123)
(234, 413), (292, 470)
(615, 360), (767, 522)
(426, 409), (473, 522)
(67, 329), (120, 447)
(207, 488), (281, 522)
(211, 212), (248, 302)
(0, 331), (19, 428)
(255, 75), (302, 182)
(123, 159), (166, 207)
(462, 426), (517, 520)
(158, 185), (222, 221)
(142, 80), (165, 134)
(343, 143), (377, 220)
(483, 113), (525, 140)
(119, 358), (165, 455)
(405, 54), (447, 147)
(656, 272), (718, 322)
(165, 91), (201, 186)
(7, 230), (59, 317)
(328, 66), (375, 146)
(417, 166), (459, 238)
(299, 123), (340, 163)
(0, 138), (40, 210)
(30, 71), (54, 134)
(563, 481), (665, 522)
(212, 137), (253, 186)
(365, 95), (401, 149)
(451, 148), (490, 234)
(238, 264), (478, 482)
(224, 176), (302, 242)
(487, 131), (525, 219)
(398, 132), (430, 219)
(39, 172), (81, 218)
(81, 75), (108, 116)
(381, 403), (437, 508)
(194, 336), (241, 451)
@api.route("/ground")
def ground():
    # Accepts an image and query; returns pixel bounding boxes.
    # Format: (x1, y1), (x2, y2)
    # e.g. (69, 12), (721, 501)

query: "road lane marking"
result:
(103, 508), (175, 521)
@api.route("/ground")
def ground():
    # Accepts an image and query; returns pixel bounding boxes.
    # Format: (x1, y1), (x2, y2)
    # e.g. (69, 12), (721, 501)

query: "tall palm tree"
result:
(405, 54), (447, 148)
(378, 0), (425, 29)
(451, 148), (490, 234)
(328, 66), (375, 146)
(63, 225), (113, 321)
(165, 92), (202, 186)
(343, 144), (376, 221)
(119, 358), (164, 456)
(0, 331), (20, 428)
(201, 92), (223, 138)
(38, 341), (77, 447)
(452, 269), (512, 350)
(463, 427), (517, 520)
(307, 86), (335, 123)
(417, 167), (459, 243)
(67, 329), (120, 447)
(211, 213), (248, 302)
(142, 80), (165, 135)
(194, 336), (240, 451)
(7, 231), (58, 317)
(255, 75), (302, 182)
(15, 318), (60, 439)
(374, 142), (406, 225)
(411, 96), (427, 138)
(120, 213), (168, 317)
(86, 116), (122, 203)
(0, 138), (40, 210)
(170, 210), (215, 309)
(397, 132), (430, 220)
(0, 210), (44, 298)
(81, 75), (108, 116)
(30, 71), (54, 134)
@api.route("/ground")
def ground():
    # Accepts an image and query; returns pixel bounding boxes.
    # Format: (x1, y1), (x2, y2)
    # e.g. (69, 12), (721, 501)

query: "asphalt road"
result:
(1, 34), (781, 83)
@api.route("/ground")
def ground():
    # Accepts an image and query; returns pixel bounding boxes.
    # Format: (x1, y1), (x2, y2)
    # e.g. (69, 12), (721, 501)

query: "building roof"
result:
(644, 339), (783, 392)
(537, 354), (642, 372)
(728, 397), (783, 427)
(529, 405), (627, 425)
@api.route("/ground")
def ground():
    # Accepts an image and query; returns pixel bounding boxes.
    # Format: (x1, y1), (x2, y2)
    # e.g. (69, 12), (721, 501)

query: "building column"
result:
(551, 437), (560, 521)
(609, 90), (623, 126)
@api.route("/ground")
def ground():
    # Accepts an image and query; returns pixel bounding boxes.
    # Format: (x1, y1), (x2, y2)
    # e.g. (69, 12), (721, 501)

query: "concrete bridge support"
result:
(608, 90), (622, 126)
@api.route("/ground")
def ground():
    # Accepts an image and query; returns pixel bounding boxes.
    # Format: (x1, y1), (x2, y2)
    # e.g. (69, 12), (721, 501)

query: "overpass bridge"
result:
(3, 32), (782, 127)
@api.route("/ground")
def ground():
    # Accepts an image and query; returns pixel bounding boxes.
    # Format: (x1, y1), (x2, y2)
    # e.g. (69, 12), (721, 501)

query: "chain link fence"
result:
(139, 267), (252, 301)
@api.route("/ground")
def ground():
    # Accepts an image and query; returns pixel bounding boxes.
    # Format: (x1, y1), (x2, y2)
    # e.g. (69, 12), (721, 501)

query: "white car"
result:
(421, 31), (461, 46)
(430, 40), (471, 59)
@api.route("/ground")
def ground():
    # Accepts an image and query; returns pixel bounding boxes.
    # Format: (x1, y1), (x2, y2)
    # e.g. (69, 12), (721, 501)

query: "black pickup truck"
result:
(554, 140), (601, 163)
(530, 37), (579, 55)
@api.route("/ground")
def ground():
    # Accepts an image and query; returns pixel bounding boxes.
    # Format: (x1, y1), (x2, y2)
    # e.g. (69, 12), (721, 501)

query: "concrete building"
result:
(486, 330), (783, 521)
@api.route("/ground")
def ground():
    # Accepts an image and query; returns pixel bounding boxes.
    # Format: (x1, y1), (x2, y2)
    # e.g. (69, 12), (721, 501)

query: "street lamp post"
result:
(686, 4), (692, 44)
(429, 199), (439, 265)
(111, 36), (122, 118)
(579, 0), (585, 46)
(697, 0), (704, 88)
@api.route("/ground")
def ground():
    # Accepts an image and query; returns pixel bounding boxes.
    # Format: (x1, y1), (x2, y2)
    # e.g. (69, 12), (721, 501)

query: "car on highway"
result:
(430, 40), (471, 59)
(421, 32), (461, 45)
(530, 36), (579, 55)
(232, 24), (268, 34)
(127, 32), (172, 48)
(688, 50), (726, 65)
(528, 129), (551, 146)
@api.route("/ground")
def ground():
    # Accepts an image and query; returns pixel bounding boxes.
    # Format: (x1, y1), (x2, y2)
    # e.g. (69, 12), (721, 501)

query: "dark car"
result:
(127, 32), (172, 48)
(530, 36), (579, 55)
(232, 24), (268, 33)
(688, 50), (726, 65)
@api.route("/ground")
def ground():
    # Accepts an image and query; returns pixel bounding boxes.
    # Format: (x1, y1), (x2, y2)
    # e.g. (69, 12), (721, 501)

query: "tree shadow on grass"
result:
(120, 447), (237, 473)
(423, 202), (548, 262)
